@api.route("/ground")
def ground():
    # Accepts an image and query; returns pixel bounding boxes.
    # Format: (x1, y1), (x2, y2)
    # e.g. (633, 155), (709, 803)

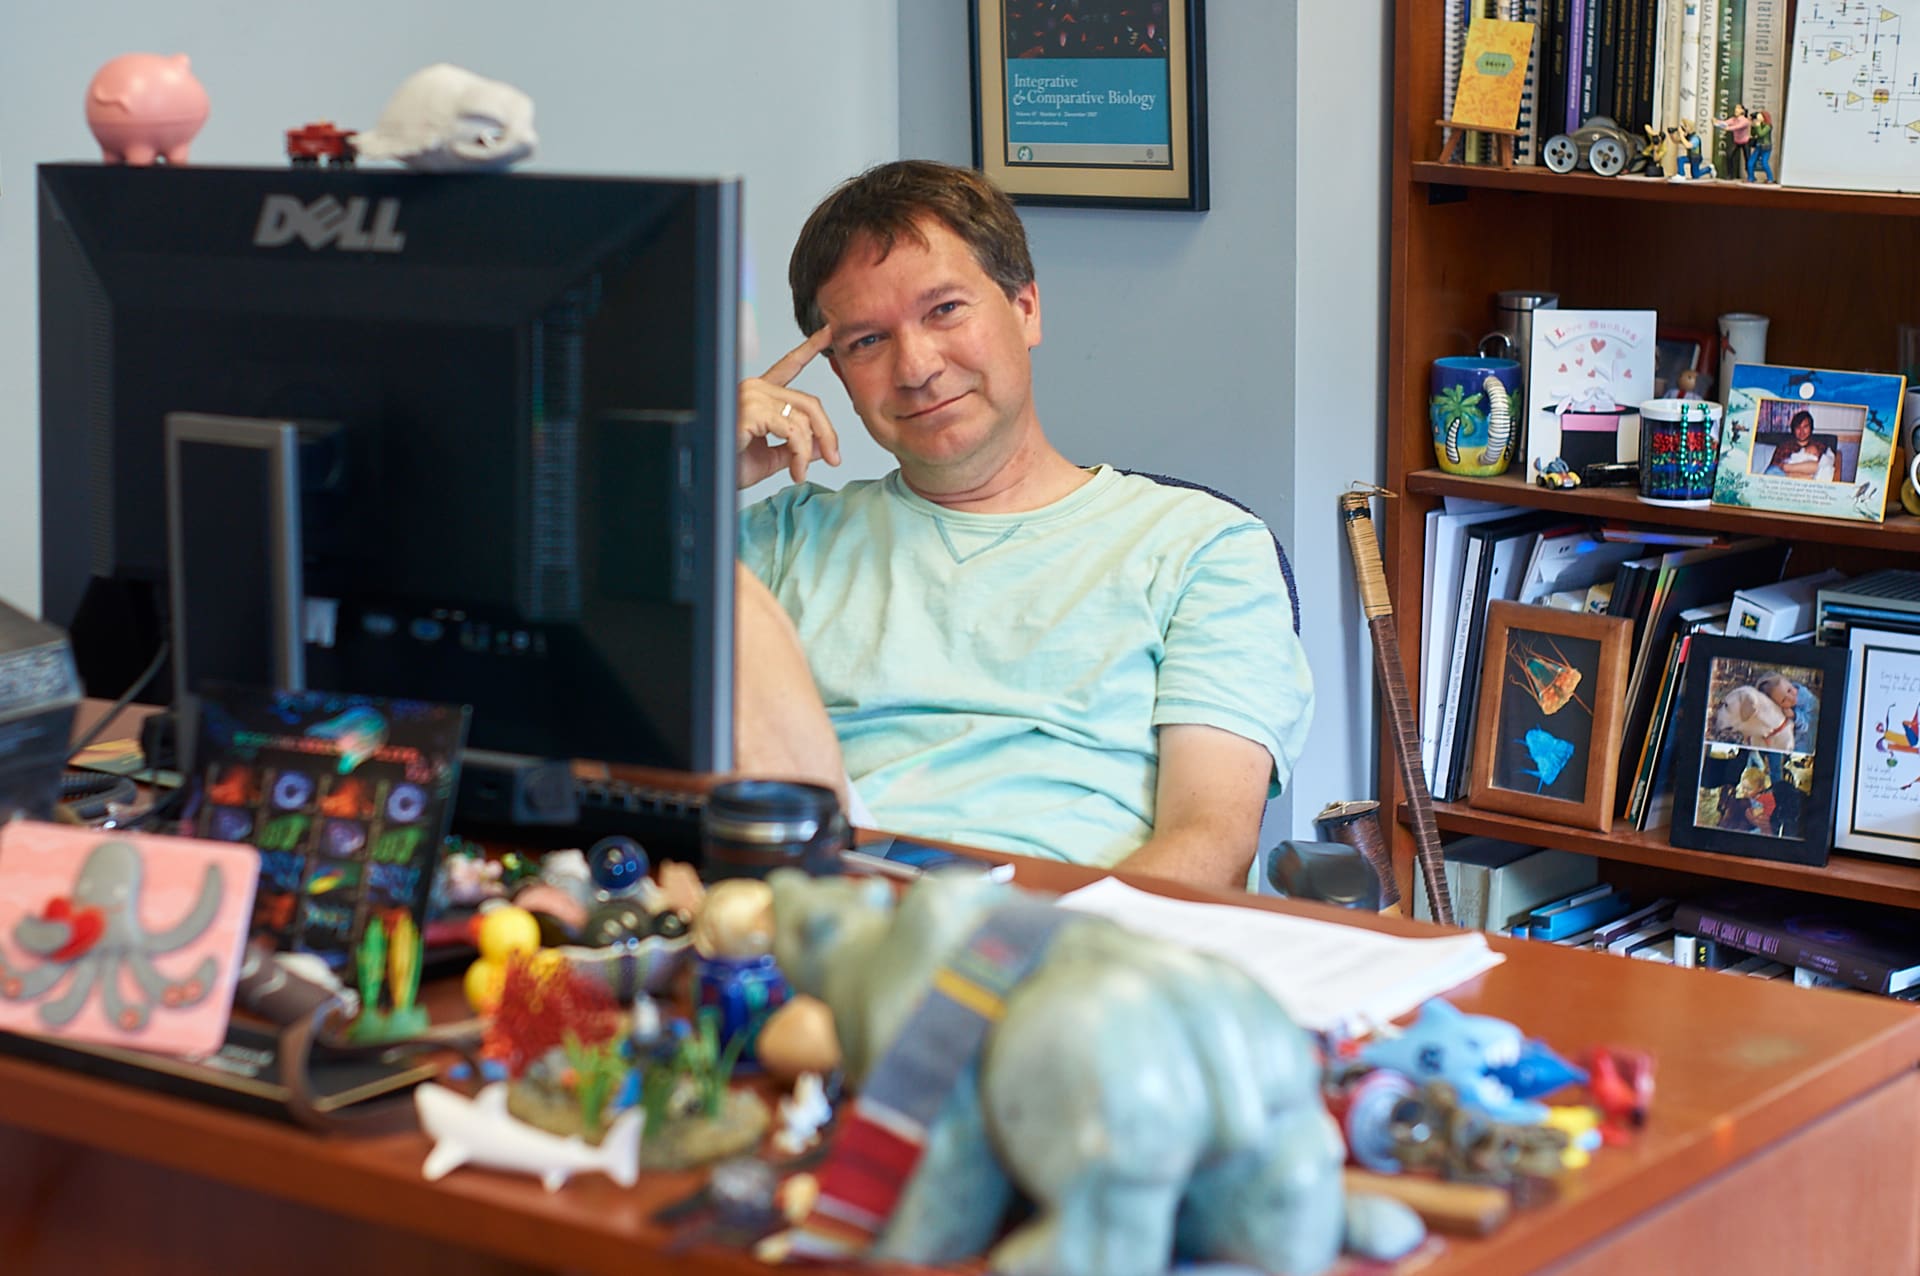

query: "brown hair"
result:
(788, 160), (1034, 335)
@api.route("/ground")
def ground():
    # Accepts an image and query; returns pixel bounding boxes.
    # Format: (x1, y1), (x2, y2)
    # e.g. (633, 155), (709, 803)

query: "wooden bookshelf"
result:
(1418, 803), (1920, 911)
(1384, 3), (1920, 920)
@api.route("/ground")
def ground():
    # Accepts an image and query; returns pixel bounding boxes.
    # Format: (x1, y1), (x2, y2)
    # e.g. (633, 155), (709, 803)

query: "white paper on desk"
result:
(1055, 878), (1503, 1037)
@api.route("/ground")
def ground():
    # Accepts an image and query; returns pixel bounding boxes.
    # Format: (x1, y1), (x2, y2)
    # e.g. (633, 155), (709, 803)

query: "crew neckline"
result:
(885, 464), (1114, 527)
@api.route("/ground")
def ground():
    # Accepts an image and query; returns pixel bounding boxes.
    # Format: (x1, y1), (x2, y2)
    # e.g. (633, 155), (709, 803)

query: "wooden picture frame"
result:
(1468, 601), (1631, 832)
(1653, 324), (1714, 400)
(1667, 635), (1849, 867)
(1833, 626), (1920, 861)
(969, 0), (1209, 209)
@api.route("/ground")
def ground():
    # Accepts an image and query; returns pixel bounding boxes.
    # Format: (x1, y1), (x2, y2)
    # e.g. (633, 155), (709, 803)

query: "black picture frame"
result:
(1668, 636), (1850, 866)
(969, 0), (1209, 209)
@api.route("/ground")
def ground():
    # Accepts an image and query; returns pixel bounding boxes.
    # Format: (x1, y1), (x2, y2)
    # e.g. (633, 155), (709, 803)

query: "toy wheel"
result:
(1542, 134), (1578, 174)
(1589, 137), (1627, 177)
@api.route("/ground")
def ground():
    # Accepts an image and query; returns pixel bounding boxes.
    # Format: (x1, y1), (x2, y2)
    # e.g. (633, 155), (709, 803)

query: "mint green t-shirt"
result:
(738, 466), (1312, 868)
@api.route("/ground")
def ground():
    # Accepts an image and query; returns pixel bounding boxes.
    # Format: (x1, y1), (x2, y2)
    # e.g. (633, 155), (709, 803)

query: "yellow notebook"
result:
(1452, 17), (1535, 130)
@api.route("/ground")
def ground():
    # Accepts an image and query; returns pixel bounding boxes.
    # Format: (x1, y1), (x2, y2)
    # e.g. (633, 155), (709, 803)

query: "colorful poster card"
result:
(0, 821), (258, 1056)
(193, 687), (469, 981)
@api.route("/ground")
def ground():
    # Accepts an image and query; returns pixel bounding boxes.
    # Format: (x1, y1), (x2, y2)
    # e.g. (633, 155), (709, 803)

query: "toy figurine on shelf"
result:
(1662, 368), (1705, 401)
(1642, 124), (1678, 180)
(1747, 110), (1775, 183)
(1713, 105), (1754, 181)
(1533, 456), (1581, 489)
(1670, 121), (1713, 181)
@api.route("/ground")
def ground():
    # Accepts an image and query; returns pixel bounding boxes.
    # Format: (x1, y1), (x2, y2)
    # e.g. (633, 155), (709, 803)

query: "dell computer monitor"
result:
(39, 163), (738, 773)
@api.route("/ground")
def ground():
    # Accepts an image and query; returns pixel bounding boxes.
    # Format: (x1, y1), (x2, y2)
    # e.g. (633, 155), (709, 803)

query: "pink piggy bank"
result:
(86, 53), (210, 165)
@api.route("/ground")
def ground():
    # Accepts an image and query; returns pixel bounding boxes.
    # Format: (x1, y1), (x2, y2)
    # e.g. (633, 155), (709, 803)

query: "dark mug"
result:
(702, 779), (850, 879)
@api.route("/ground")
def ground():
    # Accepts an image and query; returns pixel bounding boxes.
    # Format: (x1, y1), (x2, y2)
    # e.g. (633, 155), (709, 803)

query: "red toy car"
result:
(286, 121), (357, 167)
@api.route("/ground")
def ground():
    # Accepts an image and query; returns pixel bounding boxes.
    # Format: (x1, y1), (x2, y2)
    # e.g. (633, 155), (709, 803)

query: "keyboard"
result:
(452, 771), (709, 862)
(570, 775), (709, 861)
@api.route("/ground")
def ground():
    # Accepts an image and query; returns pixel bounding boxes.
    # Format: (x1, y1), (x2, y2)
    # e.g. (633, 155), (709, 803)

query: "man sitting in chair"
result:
(729, 160), (1311, 888)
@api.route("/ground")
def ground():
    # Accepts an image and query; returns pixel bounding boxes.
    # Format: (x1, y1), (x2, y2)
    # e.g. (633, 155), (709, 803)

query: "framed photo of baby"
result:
(1468, 602), (1632, 832)
(1669, 636), (1849, 866)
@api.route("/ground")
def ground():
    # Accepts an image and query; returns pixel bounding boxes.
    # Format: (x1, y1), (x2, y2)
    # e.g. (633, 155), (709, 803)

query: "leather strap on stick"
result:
(1339, 486), (1454, 926)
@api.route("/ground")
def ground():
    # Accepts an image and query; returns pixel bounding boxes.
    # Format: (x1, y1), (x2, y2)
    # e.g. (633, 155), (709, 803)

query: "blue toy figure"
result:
(1358, 998), (1551, 1123)
(1669, 122), (1713, 181)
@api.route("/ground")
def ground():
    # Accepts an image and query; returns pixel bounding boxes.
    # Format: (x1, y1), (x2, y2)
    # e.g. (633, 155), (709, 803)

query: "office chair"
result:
(1117, 471), (1302, 635)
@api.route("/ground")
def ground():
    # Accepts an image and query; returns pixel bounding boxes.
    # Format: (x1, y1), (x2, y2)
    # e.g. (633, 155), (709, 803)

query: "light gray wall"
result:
(0, 0), (898, 612)
(902, 1), (1389, 836)
(4, 1), (1387, 840)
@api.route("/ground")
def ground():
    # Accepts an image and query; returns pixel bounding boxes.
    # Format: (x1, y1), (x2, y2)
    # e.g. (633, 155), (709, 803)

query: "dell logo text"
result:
(253, 194), (406, 252)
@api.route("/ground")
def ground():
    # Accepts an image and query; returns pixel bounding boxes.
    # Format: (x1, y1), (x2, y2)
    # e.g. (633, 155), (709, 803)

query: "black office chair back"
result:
(1117, 470), (1302, 635)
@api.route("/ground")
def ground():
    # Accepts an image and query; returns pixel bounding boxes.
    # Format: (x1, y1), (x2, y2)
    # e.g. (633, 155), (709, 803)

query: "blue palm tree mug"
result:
(1430, 356), (1521, 477)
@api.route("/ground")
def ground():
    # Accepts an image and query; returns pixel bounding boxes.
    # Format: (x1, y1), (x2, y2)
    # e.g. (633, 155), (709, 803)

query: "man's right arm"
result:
(738, 327), (841, 489)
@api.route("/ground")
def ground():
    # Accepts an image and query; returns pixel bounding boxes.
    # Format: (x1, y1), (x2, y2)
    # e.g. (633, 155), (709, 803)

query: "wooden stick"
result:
(1338, 487), (1455, 926)
(1344, 1169), (1512, 1236)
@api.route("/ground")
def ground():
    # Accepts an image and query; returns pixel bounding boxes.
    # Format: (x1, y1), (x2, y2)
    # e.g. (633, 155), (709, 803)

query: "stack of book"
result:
(1442, 0), (1790, 172)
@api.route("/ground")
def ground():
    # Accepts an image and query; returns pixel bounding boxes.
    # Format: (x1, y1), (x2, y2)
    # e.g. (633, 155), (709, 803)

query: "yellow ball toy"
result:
(464, 905), (544, 1014)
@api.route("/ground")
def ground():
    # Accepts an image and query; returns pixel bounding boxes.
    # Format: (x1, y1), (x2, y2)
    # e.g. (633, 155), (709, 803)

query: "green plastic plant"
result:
(563, 1031), (630, 1139)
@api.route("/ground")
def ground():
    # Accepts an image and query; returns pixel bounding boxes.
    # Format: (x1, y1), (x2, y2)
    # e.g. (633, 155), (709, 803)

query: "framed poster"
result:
(970, 0), (1209, 209)
(1711, 363), (1905, 523)
(1835, 626), (1920, 860)
(1667, 636), (1848, 867)
(1468, 601), (1632, 832)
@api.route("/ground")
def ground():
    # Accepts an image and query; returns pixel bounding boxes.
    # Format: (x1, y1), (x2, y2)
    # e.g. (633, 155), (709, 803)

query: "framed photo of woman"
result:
(1668, 635), (1849, 865)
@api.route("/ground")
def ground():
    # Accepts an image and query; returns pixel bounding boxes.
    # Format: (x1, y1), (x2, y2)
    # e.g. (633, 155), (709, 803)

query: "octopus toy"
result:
(0, 840), (224, 1033)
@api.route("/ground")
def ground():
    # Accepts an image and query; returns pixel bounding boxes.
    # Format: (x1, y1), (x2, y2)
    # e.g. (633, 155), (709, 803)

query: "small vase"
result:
(1429, 356), (1521, 476)
(1717, 312), (1770, 407)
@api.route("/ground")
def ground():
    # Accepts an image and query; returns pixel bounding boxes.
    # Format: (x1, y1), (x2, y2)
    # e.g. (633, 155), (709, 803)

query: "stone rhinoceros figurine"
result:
(768, 868), (1365, 1276)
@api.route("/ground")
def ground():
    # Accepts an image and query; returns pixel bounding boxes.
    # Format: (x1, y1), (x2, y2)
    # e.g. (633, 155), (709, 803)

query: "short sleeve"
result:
(1151, 523), (1313, 793)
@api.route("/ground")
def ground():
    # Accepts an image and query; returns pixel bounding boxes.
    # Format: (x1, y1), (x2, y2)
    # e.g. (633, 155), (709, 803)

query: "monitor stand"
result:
(163, 412), (307, 776)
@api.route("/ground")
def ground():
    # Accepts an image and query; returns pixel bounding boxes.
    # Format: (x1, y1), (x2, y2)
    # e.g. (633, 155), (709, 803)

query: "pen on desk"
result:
(838, 849), (1015, 883)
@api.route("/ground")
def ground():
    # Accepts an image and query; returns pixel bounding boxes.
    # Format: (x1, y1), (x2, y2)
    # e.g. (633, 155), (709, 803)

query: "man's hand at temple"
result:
(738, 327), (842, 489)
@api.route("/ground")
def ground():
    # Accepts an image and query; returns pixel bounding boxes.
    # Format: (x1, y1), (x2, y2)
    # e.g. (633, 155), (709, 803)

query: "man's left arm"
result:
(1115, 723), (1272, 888)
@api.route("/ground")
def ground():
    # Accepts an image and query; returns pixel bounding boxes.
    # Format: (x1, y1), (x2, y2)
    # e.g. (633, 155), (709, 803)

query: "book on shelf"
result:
(1420, 503), (1523, 787)
(1675, 0), (1703, 136)
(1514, 882), (1634, 940)
(1628, 602), (1727, 827)
(1440, 511), (1579, 801)
(1740, 0), (1787, 140)
(1412, 836), (1599, 930)
(1816, 569), (1920, 647)
(1517, 527), (1646, 606)
(1611, 539), (1787, 818)
(1658, 0), (1685, 129)
(1672, 887), (1920, 996)
(1693, 0), (1719, 149)
(1591, 896), (1677, 948)
(1710, 0), (1744, 175)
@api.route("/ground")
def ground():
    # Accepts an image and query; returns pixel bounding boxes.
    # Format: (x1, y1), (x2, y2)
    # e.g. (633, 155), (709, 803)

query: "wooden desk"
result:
(1, 853), (1917, 1275)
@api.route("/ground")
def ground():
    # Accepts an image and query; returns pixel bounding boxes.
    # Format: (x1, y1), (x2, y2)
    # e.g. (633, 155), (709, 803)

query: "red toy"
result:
(286, 121), (357, 167)
(1583, 1046), (1655, 1144)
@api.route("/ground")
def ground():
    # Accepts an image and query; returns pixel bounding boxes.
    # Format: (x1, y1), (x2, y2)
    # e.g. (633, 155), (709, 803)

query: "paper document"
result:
(1055, 878), (1504, 1037)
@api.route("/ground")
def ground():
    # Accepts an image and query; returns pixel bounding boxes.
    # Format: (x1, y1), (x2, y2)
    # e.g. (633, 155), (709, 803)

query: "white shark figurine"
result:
(416, 1082), (643, 1192)
(353, 63), (537, 172)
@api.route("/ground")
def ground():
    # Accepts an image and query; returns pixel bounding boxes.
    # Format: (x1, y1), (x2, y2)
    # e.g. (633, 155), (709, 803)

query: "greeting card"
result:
(1525, 310), (1659, 480)
(0, 821), (258, 1056)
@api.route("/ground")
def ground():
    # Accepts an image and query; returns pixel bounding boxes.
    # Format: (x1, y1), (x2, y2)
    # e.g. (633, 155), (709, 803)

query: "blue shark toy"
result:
(1359, 998), (1554, 1124)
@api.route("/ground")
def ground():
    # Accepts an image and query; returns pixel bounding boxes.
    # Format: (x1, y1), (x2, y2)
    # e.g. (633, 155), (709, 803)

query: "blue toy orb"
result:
(588, 835), (650, 896)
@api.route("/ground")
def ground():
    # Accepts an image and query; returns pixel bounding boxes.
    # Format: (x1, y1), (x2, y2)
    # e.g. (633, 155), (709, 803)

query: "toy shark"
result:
(1359, 998), (1549, 1124)
(416, 1082), (643, 1192)
(308, 705), (388, 774)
